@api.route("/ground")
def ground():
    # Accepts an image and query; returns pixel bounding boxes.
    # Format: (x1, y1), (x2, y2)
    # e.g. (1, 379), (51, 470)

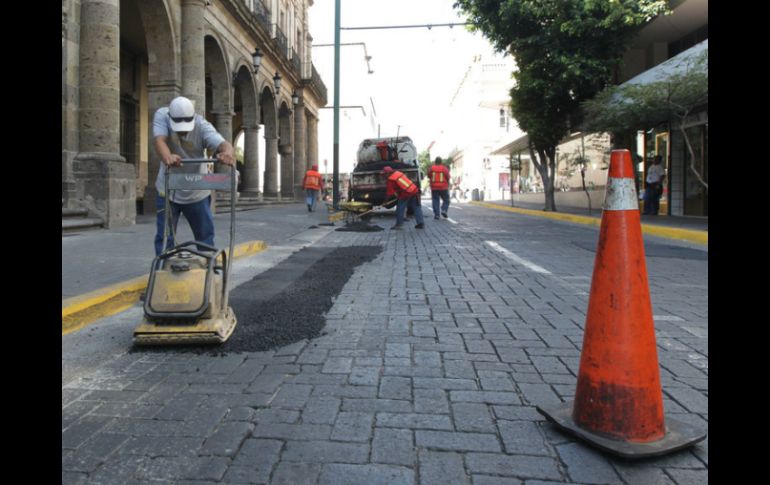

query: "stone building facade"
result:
(62, 0), (328, 227)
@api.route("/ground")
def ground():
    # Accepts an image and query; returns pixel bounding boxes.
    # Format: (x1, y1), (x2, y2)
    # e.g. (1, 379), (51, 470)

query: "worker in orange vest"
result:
(427, 157), (451, 220)
(381, 166), (424, 230)
(303, 164), (324, 212)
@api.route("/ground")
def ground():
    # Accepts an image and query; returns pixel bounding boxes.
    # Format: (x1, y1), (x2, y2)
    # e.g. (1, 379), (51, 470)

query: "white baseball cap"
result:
(168, 96), (196, 132)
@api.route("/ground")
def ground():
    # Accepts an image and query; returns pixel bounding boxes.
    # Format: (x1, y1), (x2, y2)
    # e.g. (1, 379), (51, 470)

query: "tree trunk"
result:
(530, 143), (557, 212)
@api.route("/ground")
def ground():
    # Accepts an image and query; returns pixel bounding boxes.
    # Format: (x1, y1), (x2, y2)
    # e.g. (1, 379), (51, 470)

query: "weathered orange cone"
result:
(537, 150), (706, 459)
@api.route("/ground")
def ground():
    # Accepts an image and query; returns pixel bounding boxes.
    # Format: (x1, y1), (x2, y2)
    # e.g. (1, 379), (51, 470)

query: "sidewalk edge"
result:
(62, 240), (268, 335)
(471, 201), (708, 245)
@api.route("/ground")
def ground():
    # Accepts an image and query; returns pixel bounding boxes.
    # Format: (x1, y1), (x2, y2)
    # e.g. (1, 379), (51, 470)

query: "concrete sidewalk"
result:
(473, 199), (708, 245)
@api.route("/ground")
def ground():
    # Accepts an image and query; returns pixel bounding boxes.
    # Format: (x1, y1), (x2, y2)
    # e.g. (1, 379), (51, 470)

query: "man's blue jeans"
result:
(395, 195), (424, 226)
(306, 189), (319, 211)
(431, 189), (450, 217)
(155, 194), (215, 255)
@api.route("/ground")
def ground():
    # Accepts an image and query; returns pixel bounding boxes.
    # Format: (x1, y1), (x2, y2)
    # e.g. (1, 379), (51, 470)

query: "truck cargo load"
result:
(349, 136), (421, 206)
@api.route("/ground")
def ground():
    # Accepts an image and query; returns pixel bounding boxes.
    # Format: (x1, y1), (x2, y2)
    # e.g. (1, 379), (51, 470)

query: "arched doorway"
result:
(233, 64), (261, 196)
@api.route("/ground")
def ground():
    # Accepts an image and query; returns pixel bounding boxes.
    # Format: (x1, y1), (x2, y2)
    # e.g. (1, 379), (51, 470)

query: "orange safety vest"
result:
(428, 165), (450, 190)
(387, 170), (418, 200)
(303, 170), (322, 190)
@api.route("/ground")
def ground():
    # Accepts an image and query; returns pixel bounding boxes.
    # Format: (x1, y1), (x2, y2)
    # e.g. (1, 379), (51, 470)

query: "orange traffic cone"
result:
(537, 150), (706, 459)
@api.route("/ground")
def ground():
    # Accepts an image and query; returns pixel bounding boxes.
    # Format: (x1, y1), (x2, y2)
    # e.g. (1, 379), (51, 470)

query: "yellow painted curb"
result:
(62, 240), (268, 335)
(471, 201), (708, 246)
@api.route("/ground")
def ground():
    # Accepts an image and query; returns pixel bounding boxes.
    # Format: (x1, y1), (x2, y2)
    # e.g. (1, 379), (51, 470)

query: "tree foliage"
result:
(453, 0), (668, 210)
(582, 49), (708, 188)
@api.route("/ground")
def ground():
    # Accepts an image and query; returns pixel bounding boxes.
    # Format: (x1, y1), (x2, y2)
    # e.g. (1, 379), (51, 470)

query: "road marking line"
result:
(484, 241), (551, 274)
(447, 217), (458, 224)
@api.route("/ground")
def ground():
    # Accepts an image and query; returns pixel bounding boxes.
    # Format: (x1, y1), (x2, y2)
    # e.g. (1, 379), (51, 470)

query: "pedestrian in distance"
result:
(427, 156), (451, 219)
(152, 96), (235, 256)
(643, 155), (666, 215)
(381, 166), (425, 230)
(303, 164), (324, 212)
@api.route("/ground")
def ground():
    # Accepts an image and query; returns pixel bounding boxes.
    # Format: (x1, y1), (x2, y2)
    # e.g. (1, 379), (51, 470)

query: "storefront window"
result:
(683, 124), (708, 216)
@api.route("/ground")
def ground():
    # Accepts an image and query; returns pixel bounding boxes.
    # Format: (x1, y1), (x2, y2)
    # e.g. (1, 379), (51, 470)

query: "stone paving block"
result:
(612, 463), (677, 485)
(61, 433), (129, 472)
(61, 471), (88, 485)
(224, 406), (257, 422)
(87, 455), (150, 484)
(200, 421), (254, 457)
(665, 386), (709, 414)
(252, 423), (332, 441)
(342, 398), (413, 414)
(62, 415), (113, 449)
(270, 384), (314, 409)
(415, 430), (501, 452)
(497, 420), (550, 456)
(663, 468), (708, 485)
(380, 376), (413, 400)
(283, 439), (370, 463)
(378, 413), (453, 430)
(312, 384), (377, 399)
(229, 438), (282, 478)
(318, 463), (415, 485)
(154, 394), (207, 421)
(271, 462), (323, 485)
(465, 453), (562, 481)
(331, 412), (375, 442)
(470, 476), (523, 485)
(413, 388), (450, 414)
(118, 435), (203, 457)
(301, 397), (341, 425)
(413, 377), (478, 390)
(322, 357), (354, 374)
(62, 400), (101, 429)
(556, 443), (624, 484)
(516, 383), (562, 407)
(371, 428), (415, 466)
(451, 402), (496, 433)
(385, 365), (444, 378)
(180, 457), (230, 482)
(450, 391), (521, 405)
(443, 360), (478, 379)
(418, 450), (470, 485)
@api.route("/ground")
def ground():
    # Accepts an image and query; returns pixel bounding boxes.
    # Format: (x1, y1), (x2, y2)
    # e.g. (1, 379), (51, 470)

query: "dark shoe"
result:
(391, 224), (404, 230)
(308, 205), (312, 212)
(434, 216), (440, 220)
(415, 223), (425, 229)
(441, 212), (448, 218)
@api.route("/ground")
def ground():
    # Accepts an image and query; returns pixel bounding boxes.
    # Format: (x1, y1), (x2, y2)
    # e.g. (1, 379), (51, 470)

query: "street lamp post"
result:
(333, 0), (341, 210)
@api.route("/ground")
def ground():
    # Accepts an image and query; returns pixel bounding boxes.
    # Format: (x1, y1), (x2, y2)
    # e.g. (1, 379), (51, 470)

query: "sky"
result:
(308, 0), (503, 174)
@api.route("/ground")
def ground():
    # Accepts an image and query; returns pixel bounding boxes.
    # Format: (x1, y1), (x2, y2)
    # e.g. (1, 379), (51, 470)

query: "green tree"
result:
(582, 49), (708, 189)
(454, 0), (668, 211)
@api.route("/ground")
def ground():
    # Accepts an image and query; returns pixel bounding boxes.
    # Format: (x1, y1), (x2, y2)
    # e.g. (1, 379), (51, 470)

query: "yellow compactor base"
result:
(133, 307), (237, 345)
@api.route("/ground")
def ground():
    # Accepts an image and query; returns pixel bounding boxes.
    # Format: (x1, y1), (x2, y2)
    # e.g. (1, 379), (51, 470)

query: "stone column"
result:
(263, 136), (279, 197)
(280, 144), (294, 199)
(73, 0), (135, 228)
(212, 110), (234, 172)
(242, 125), (261, 197)
(293, 101), (307, 199)
(143, 82), (181, 215)
(307, 115), (319, 169)
(181, 0), (206, 112)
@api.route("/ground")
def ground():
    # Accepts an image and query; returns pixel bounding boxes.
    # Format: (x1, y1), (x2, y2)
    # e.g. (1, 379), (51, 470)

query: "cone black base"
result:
(537, 402), (707, 459)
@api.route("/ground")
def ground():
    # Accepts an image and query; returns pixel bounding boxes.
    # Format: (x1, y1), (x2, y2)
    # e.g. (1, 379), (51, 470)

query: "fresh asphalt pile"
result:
(335, 220), (384, 232)
(132, 245), (382, 355)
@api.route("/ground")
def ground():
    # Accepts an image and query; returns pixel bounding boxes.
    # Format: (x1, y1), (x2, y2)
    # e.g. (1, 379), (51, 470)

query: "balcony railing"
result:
(274, 25), (289, 57)
(291, 49), (301, 77)
(251, 0), (271, 33)
(311, 64), (327, 103)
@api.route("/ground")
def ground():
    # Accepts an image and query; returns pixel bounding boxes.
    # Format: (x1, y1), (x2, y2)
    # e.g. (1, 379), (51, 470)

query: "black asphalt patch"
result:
(335, 221), (384, 232)
(571, 240), (708, 261)
(131, 245), (382, 355)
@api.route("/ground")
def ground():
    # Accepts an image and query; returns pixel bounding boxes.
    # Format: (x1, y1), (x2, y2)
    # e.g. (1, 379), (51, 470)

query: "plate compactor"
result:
(133, 158), (237, 345)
